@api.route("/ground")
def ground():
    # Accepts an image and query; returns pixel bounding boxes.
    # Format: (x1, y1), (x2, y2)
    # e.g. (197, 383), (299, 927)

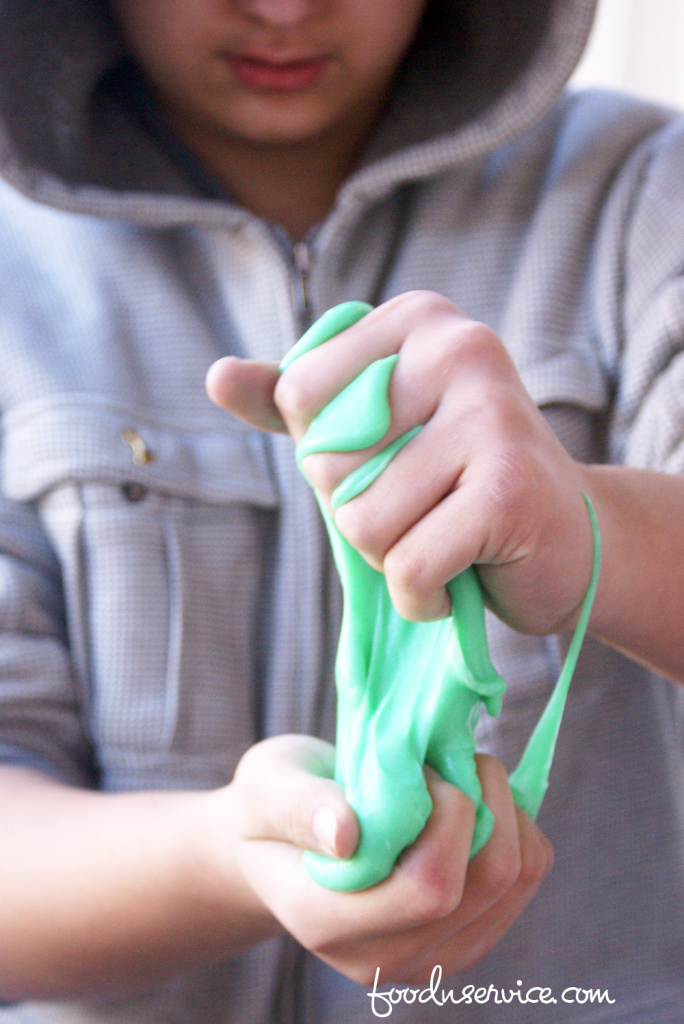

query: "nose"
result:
(233, 0), (317, 27)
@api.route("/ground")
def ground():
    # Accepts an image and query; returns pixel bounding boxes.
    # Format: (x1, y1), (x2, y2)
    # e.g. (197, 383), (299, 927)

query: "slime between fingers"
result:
(281, 302), (601, 892)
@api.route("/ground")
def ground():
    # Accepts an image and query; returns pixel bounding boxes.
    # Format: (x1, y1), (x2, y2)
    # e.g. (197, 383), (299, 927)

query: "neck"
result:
(163, 106), (379, 241)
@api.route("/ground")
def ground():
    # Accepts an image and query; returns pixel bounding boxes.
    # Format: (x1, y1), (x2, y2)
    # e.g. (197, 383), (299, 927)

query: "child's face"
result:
(110, 0), (427, 148)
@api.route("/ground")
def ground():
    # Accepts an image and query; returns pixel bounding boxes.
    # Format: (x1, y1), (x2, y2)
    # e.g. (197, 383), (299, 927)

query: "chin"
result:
(221, 117), (339, 148)
(205, 92), (349, 147)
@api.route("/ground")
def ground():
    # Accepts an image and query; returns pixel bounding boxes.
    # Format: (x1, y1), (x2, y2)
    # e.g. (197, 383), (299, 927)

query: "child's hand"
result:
(207, 290), (594, 637)
(227, 734), (552, 985)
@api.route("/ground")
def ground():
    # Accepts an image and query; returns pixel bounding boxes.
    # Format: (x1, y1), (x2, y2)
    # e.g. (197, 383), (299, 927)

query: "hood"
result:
(0, 0), (598, 225)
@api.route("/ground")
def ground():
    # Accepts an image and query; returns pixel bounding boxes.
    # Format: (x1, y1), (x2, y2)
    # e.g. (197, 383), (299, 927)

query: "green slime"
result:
(280, 302), (601, 892)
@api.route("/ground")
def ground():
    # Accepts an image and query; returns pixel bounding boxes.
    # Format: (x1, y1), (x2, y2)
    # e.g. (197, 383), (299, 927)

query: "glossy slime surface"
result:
(281, 303), (601, 892)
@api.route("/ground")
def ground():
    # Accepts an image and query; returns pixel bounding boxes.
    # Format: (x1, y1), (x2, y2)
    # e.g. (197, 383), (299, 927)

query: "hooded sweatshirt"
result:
(1, 1), (684, 1022)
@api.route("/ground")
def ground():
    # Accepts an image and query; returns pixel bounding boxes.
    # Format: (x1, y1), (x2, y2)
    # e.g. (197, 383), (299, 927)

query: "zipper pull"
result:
(292, 240), (312, 324)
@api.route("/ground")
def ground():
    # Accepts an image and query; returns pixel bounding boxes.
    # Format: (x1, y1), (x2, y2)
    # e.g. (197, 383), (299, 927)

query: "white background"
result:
(570, 0), (684, 109)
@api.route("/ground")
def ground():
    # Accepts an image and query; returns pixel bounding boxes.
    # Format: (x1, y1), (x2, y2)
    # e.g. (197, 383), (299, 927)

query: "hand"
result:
(229, 735), (552, 985)
(207, 290), (594, 636)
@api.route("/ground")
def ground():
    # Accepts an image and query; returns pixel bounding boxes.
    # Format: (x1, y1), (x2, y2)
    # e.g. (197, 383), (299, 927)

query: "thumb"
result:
(206, 356), (286, 433)
(233, 735), (359, 860)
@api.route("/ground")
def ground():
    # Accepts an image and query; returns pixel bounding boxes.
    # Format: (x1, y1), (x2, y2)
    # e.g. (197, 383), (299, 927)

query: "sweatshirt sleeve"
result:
(0, 491), (96, 787)
(607, 114), (684, 473)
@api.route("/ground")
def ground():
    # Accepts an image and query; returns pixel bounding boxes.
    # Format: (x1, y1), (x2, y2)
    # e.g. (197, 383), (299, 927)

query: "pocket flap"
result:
(2, 396), (279, 506)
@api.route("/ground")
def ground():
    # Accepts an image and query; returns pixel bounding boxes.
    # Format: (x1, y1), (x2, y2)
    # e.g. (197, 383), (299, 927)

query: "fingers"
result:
(206, 356), (285, 433)
(379, 463), (528, 623)
(234, 747), (552, 989)
(362, 756), (553, 985)
(453, 755), (524, 927)
(273, 290), (591, 631)
(233, 762), (478, 969)
(359, 756), (520, 982)
(443, 755), (552, 939)
(273, 292), (471, 442)
(432, 806), (554, 979)
(233, 735), (359, 859)
(389, 769), (475, 922)
(295, 298), (542, 621)
(313, 758), (550, 986)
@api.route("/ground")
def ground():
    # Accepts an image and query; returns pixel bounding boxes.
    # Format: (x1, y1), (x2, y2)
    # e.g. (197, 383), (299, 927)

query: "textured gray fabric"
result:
(1, 0), (684, 1021)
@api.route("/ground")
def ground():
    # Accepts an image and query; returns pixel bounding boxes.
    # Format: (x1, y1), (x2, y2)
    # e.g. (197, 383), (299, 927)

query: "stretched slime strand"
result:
(282, 302), (601, 891)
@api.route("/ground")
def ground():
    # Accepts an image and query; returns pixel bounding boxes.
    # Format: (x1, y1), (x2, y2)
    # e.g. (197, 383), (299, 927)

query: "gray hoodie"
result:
(1, 1), (684, 1021)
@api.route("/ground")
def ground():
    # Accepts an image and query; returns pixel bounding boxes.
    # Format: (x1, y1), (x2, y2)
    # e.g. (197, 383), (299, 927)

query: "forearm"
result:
(580, 463), (684, 683)
(0, 766), (281, 1002)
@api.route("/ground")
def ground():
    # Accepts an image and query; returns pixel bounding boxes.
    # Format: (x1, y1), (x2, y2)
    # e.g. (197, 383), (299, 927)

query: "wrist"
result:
(576, 463), (684, 682)
(192, 784), (284, 947)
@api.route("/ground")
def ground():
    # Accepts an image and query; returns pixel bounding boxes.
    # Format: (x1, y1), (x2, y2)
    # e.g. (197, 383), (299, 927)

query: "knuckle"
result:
(387, 291), (465, 349)
(478, 843), (522, 898)
(285, 781), (325, 850)
(428, 319), (502, 379)
(273, 366), (318, 426)
(481, 445), (530, 512)
(231, 744), (273, 834)
(334, 500), (379, 554)
(286, 799), (311, 850)
(302, 451), (345, 495)
(233, 739), (268, 792)
(467, 389), (526, 453)
(391, 288), (453, 319)
(411, 889), (453, 925)
(405, 863), (465, 923)
(383, 542), (428, 599)
(235, 734), (295, 780)
(455, 321), (508, 366)
(475, 441), (545, 547)
(518, 825), (554, 889)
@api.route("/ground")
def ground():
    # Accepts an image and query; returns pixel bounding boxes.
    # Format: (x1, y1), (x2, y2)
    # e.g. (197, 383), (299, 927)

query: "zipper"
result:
(291, 239), (313, 333)
(265, 223), (317, 337)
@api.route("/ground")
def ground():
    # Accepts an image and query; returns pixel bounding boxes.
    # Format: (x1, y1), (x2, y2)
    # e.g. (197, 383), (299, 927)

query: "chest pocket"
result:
(1, 397), (279, 791)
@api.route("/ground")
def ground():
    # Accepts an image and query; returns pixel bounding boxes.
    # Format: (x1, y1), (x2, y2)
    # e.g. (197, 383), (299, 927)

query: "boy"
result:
(0, 0), (683, 1020)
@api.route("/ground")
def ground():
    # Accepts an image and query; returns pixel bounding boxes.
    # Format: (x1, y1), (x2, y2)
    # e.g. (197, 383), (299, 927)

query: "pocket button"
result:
(121, 482), (148, 503)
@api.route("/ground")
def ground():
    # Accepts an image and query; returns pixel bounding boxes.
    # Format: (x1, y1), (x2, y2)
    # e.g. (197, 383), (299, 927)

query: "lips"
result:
(227, 54), (328, 92)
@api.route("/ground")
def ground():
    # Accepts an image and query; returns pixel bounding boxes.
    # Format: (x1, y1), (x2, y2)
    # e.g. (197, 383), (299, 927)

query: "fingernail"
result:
(312, 806), (339, 857)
